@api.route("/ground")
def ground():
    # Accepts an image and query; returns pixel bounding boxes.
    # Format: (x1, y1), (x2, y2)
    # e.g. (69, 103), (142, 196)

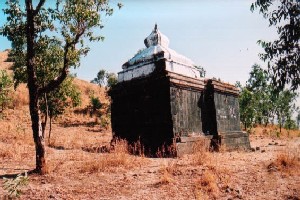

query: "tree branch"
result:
(34, 0), (46, 16)
(39, 28), (86, 94)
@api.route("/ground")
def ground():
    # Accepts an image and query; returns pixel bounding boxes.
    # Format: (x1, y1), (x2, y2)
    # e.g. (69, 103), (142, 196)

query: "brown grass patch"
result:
(191, 137), (211, 165)
(12, 84), (29, 108)
(194, 169), (219, 200)
(268, 145), (300, 175)
(0, 142), (34, 160)
(252, 125), (300, 138)
(156, 160), (181, 185)
(78, 139), (147, 173)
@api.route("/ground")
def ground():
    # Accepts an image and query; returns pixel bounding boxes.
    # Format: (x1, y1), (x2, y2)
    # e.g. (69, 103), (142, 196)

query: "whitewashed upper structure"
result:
(118, 24), (201, 82)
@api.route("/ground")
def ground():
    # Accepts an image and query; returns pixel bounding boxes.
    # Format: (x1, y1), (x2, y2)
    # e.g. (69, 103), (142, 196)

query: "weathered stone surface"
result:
(110, 25), (251, 156)
(219, 132), (251, 150)
(176, 135), (212, 157)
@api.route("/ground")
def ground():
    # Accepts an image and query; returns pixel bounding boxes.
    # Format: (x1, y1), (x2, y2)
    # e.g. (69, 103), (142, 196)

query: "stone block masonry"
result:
(109, 24), (250, 156)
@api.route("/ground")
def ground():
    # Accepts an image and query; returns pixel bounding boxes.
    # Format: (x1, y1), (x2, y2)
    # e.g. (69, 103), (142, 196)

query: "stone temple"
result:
(110, 24), (250, 156)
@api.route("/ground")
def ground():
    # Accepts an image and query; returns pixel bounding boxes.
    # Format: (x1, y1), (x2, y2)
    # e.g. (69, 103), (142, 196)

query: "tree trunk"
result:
(26, 0), (47, 174)
(48, 114), (52, 146)
(279, 122), (282, 133)
(42, 94), (48, 138)
(29, 89), (47, 174)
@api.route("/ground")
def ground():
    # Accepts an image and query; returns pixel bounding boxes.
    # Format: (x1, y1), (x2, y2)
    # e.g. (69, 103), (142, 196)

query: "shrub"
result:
(0, 70), (12, 112)
(3, 172), (29, 198)
(90, 95), (102, 113)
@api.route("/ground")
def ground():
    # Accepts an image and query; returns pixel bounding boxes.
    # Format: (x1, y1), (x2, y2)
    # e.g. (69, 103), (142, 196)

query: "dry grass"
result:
(156, 160), (181, 185)
(194, 170), (219, 200)
(12, 84), (29, 108)
(78, 139), (147, 173)
(251, 125), (300, 138)
(73, 78), (108, 108)
(157, 167), (174, 185)
(268, 144), (300, 175)
(0, 142), (34, 161)
(191, 137), (211, 165)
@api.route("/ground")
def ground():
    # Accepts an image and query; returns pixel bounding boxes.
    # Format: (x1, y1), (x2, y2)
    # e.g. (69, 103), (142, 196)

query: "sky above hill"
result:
(0, 0), (277, 85)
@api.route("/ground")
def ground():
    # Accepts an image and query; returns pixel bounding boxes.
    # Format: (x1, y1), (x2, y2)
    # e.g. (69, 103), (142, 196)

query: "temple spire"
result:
(144, 23), (170, 48)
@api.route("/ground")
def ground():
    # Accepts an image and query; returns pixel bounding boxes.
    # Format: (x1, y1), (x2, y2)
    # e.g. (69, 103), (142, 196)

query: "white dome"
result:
(119, 24), (201, 82)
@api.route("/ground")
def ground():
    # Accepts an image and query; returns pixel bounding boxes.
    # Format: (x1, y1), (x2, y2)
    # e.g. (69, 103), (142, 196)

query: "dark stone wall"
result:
(110, 68), (250, 153)
(170, 87), (202, 137)
(214, 92), (241, 132)
(110, 65), (174, 153)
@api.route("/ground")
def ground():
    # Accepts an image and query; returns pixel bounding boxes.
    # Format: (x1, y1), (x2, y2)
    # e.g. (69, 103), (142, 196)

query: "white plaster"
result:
(118, 63), (156, 82)
(118, 24), (201, 82)
(165, 61), (201, 79)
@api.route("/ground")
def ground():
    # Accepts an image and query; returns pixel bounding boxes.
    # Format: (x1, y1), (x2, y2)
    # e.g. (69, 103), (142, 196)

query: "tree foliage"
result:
(91, 69), (106, 86)
(239, 87), (255, 129)
(251, 0), (300, 90)
(106, 72), (117, 88)
(0, 70), (13, 111)
(91, 69), (117, 88)
(0, 0), (120, 174)
(239, 64), (298, 131)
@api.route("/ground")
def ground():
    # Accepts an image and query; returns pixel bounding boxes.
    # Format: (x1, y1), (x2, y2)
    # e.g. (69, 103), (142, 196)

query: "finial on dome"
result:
(144, 24), (170, 48)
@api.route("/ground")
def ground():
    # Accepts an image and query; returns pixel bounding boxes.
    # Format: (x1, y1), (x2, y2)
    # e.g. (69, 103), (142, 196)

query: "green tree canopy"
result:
(239, 64), (298, 131)
(0, 0), (121, 174)
(251, 0), (300, 91)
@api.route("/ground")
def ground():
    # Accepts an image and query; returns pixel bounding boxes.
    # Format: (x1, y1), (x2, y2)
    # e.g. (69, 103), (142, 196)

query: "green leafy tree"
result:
(91, 69), (117, 88)
(239, 87), (255, 129)
(246, 64), (273, 126)
(91, 69), (106, 87)
(239, 64), (298, 130)
(251, 0), (300, 91)
(0, 70), (13, 112)
(106, 72), (117, 88)
(274, 90), (297, 132)
(284, 117), (298, 130)
(0, 0), (121, 174)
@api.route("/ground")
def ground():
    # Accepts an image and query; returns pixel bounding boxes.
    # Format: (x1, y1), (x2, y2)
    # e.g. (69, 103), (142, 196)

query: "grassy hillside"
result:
(0, 50), (108, 112)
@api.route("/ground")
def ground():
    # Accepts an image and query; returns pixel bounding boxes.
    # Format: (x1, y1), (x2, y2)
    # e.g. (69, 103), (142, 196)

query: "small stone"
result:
(274, 142), (278, 145)
(256, 147), (260, 150)
(261, 150), (266, 153)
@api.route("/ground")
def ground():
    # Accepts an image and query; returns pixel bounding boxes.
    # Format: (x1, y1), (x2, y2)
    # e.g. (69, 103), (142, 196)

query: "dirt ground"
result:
(0, 107), (299, 200)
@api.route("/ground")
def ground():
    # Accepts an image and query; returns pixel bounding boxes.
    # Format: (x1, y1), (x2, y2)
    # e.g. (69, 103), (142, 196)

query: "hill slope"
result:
(0, 50), (108, 108)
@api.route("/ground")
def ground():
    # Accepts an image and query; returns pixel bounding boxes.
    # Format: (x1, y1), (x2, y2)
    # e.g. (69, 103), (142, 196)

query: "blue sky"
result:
(0, 0), (277, 85)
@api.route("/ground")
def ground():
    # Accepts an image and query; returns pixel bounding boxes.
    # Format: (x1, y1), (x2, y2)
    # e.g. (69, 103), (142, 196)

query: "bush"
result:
(90, 95), (102, 113)
(0, 70), (13, 111)
(3, 172), (29, 198)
